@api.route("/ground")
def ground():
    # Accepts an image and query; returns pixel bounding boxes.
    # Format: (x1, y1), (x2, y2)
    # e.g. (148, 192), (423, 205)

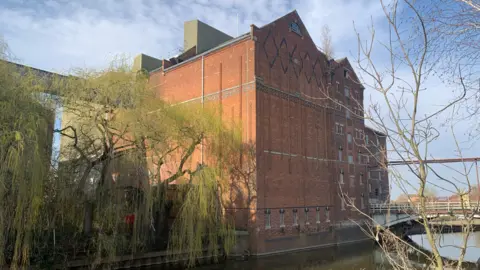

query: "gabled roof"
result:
(336, 57), (363, 89)
(257, 10), (331, 63)
(365, 125), (387, 137)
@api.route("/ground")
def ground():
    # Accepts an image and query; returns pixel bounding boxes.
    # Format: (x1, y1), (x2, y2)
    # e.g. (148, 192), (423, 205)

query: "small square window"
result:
(335, 123), (344, 134)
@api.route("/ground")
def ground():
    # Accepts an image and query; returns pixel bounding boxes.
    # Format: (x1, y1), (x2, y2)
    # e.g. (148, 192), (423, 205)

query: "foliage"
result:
(0, 41), (243, 268)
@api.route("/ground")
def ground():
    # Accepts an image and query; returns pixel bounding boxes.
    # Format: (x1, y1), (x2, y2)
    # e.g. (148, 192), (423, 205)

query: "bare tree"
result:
(320, 24), (334, 59)
(335, 0), (480, 269)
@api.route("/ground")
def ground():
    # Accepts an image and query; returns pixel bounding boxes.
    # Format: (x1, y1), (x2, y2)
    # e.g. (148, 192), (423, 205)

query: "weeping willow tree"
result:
(1, 45), (243, 268)
(0, 43), (57, 268)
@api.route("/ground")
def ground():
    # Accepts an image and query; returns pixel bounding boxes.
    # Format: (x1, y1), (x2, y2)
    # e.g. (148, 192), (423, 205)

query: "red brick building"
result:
(146, 11), (389, 255)
(365, 127), (389, 204)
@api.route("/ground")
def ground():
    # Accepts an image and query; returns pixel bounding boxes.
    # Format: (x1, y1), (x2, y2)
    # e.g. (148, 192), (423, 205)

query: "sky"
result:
(1, 0), (479, 200)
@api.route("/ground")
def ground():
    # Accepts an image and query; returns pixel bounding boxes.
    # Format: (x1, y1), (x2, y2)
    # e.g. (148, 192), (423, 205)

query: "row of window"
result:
(339, 171), (364, 186)
(265, 207), (331, 229)
(337, 149), (370, 165)
(340, 196), (365, 210)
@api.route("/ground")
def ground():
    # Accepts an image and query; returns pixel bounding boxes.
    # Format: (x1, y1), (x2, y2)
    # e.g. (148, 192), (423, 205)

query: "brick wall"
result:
(149, 10), (376, 255)
(149, 37), (259, 237)
(365, 127), (389, 203)
(251, 11), (368, 254)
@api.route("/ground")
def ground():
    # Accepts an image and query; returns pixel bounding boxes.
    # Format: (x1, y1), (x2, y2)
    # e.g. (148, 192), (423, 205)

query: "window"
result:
(341, 197), (346, 210)
(375, 188), (379, 196)
(344, 69), (348, 78)
(293, 209), (298, 226)
(316, 207), (321, 224)
(330, 72), (335, 83)
(289, 22), (302, 36)
(347, 133), (352, 144)
(304, 208), (309, 225)
(279, 209), (285, 227)
(369, 183), (372, 193)
(352, 197), (356, 208)
(338, 147), (343, 161)
(368, 171), (371, 179)
(325, 207), (330, 222)
(344, 86), (350, 97)
(349, 175), (355, 187)
(335, 99), (343, 111)
(361, 195), (365, 209)
(346, 109), (351, 119)
(348, 155), (354, 164)
(360, 173), (363, 185)
(265, 209), (271, 229)
(339, 169), (344, 184)
(335, 123), (344, 134)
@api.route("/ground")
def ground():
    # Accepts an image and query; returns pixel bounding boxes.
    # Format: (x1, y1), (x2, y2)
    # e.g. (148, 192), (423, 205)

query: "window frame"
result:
(265, 209), (271, 229)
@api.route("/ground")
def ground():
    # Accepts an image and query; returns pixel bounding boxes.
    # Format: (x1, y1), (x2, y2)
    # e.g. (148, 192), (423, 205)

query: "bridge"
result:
(370, 202), (480, 227)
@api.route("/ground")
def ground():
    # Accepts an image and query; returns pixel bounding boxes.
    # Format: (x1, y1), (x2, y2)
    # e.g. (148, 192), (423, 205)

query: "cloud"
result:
(0, 0), (387, 72)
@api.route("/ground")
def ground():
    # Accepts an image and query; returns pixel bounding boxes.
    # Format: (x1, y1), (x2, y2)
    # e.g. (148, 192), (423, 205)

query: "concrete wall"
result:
(58, 102), (105, 162)
(133, 54), (162, 73)
(183, 20), (233, 55)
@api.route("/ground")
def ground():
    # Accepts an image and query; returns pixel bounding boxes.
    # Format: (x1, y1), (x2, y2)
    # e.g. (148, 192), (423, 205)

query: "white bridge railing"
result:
(370, 202), (480, 213)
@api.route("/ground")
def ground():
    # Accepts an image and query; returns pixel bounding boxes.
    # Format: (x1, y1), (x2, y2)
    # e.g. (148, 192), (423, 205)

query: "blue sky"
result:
(1, 0), (478, 200)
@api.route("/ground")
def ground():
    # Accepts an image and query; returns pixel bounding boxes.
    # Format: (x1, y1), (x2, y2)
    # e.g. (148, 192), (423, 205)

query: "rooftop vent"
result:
(184, 20), (233, 55)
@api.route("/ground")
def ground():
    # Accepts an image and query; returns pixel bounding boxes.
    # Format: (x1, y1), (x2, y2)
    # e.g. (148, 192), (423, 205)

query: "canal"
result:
(410, 231), (480, 263)
(190, 232), (480, 269)
(193, 241), (388, 270)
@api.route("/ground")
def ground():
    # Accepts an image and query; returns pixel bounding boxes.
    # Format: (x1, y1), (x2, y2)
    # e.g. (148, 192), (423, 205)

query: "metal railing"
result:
(370, 202), (480, 212)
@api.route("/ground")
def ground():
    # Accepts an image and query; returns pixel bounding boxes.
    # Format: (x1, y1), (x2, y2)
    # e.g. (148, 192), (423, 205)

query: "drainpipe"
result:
(201, 56), (205, 164)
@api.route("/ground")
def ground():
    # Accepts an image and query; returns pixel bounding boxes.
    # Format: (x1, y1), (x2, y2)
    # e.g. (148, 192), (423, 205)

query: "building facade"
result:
(365, 127), (389, 204)
(146, 11), (389, 255)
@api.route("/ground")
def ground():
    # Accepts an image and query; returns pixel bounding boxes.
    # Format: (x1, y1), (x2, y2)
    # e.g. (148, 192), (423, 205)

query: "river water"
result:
(410, 231), (480, 263)
(191, 232), (480, 269)
(193, 241), (391, 270)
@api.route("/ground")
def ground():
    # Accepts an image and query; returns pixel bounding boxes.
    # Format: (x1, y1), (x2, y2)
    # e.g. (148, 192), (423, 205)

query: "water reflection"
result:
(410, 231), (480, 263)
(193, 242), (393, 270)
